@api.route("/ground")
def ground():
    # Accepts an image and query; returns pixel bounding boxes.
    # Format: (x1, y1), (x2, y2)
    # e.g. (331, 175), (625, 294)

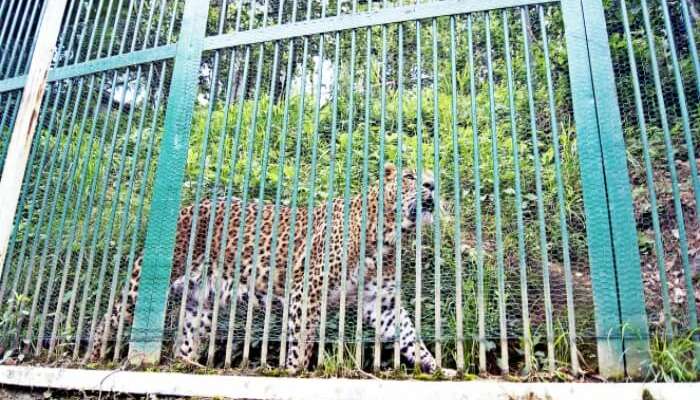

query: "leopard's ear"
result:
(384, 162), (397, 180)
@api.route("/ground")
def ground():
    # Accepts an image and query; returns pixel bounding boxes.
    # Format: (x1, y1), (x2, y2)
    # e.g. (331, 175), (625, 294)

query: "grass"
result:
(647, 330), (699, 382)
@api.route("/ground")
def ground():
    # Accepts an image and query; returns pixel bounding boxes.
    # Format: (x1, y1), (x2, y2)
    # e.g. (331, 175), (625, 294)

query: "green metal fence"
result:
(0, 0), (697, 379)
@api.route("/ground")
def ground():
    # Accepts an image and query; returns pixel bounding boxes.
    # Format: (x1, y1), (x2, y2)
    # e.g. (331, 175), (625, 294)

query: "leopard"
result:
(90, 163), (441, 374)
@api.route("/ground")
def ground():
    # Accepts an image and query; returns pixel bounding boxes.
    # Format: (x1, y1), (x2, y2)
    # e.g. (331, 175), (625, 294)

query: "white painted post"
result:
(0, 1), (69, 275)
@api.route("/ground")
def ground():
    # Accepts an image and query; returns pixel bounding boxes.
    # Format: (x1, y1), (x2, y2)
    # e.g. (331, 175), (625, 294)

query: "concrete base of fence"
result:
(0, 366), (697, 399)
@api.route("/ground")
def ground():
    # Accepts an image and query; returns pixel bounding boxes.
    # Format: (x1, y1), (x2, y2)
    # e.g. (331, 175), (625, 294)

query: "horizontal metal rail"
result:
(0, 0), (557, 94)
(203, 0), (559, 51)
(0, 44), (176, 92)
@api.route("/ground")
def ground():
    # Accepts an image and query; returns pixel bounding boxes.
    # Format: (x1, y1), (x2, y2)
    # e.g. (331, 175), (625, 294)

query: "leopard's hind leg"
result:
(90, 256), (143, 362)
(285, 261), (327, 374)
(176, 262), (217, 366)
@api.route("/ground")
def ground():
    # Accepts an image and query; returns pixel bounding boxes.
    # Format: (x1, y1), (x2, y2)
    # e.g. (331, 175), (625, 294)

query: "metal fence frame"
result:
(4, 0), (697, 379)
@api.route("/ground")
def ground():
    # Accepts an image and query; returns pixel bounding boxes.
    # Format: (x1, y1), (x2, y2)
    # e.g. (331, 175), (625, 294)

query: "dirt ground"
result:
(0, 386), (185, 400)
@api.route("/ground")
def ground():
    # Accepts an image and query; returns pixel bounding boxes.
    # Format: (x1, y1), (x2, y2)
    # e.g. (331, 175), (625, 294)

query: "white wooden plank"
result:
(0, 0), (69, 273)
(0, 366), (696, 400)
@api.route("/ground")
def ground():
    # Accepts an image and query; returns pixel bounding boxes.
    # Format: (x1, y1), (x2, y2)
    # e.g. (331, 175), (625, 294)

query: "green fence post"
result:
(561, 0), (650, 378)
(579, 0), (650, 377)
(560, 0), (624, 379)
(128, 0), (210, 365)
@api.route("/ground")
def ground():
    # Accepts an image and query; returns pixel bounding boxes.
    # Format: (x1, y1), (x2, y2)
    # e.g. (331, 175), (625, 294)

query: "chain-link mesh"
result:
(2, 0), (697, 377)
(142, 1), (593, 373)
(0, 0), (177, 363)
(605, 0), (699, 343)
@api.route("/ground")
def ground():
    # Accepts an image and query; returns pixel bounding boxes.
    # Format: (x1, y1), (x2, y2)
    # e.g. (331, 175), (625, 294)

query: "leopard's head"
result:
(382, 163), (436, 233)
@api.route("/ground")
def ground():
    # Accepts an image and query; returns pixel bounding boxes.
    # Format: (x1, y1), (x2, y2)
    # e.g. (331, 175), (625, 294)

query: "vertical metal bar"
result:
(372, 15), (389, 373)
(430, 16), (442, 370)
(96, 0), (119, 59)
(128, 0), (210, 365)
(261, 33), (299, 368)
(298, 28), (325, 371)
(211, 46), (248, 367)
(64, 0), (94, 68)
(503, 8), (531, 374)
(83, 0), (108, 63)
(22, 1), (49, 73)
(539, 6), (580, 373)
(317, 14), (342, 367)
(354, 19), (373, 369)
(413, 13), (424, 371)
(619, 0), (672, 336)
(520, 6), (540, 375)
(536, 7), (559, 372)
(560, 0), (625, 378)
(114, 72), (169, 363)
(485, 13), (508, 374)
(173, 40), (222, 367)
(234, 0), (274, 367)
(243, 15), (284, 369)
(66, 11), (129, 347)
(0, 0), (12, 47)
(337, 15), (357, 368)
(448, 14), (463, 373)
(467, 14), (486, 374)
(393, 16), (404, 372)
(199, 54), (234, 370)
(0, 0), (18, 61)
(679, 0), (700, 99)
(2, 0), (34, 76)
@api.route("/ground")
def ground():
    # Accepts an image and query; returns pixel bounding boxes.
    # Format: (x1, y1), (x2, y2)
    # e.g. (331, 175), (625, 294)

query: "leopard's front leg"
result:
(362, 279), (437, 373)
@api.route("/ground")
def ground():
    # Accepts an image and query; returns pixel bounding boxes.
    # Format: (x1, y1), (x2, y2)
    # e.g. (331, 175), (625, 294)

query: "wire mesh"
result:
(0, 89), (22, 175)
(4, 0), (695, 377)
(605, 0), (699, 347)
(53, 0), (184, 68)
(132, 1), (595, 374)
(0, 0), (46, 79)
(0, 0), (177, 362)
(206, 0), (458, 35)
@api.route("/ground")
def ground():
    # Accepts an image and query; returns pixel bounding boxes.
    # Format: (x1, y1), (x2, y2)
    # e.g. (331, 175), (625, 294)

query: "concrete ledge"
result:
(0, 366), (697, 399)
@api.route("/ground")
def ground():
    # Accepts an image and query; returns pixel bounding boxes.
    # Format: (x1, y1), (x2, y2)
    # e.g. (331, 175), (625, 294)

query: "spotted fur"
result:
(91, 164), (438, 373)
